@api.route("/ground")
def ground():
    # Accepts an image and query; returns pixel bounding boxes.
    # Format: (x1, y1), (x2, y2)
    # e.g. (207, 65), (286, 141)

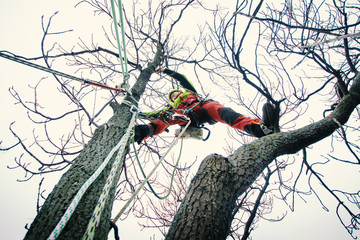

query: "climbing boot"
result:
(261, 102), (275, 132)
(244, 103), (276, 138)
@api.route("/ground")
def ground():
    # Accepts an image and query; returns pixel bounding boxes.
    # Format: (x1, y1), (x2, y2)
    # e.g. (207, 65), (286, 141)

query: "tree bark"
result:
(24, 47), (162, 240)
(24, 106), (131, 240)
(165, 72), (360, 240)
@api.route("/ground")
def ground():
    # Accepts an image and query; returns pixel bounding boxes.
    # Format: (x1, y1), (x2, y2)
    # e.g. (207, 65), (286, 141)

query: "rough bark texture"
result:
(24, 105), (131, 240)
(166, 72), (360, 240)
(24, 48), (162, 240)
(165, 154), (238, 239)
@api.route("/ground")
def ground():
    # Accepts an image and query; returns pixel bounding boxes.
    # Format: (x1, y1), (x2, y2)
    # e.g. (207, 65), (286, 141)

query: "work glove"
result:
(134, 125), (150, 144)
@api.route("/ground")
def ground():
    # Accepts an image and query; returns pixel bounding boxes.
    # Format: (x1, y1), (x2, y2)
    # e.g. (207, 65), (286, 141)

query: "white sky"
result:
(0, 1), (359, 240)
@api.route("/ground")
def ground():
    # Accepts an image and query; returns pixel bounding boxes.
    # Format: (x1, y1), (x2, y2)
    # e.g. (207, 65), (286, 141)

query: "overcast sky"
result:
(0, 1), (358, 240)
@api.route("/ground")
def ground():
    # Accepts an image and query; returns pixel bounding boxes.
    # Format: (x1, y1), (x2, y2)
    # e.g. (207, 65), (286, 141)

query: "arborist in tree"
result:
(134, 67), (276, 143)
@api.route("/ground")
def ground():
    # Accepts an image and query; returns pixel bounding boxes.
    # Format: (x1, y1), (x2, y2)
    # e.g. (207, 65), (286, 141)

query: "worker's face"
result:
(171, 91), (181, 101)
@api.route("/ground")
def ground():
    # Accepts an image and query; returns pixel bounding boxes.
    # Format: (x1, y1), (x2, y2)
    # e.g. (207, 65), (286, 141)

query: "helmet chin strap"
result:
(168, 89), (182, 102)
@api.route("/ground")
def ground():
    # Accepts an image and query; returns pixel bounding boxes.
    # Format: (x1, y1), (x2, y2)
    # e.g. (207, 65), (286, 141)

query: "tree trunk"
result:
(24, 104), (132, 240)
(166, 72), (360, 240)
(24, 47), (162, 240)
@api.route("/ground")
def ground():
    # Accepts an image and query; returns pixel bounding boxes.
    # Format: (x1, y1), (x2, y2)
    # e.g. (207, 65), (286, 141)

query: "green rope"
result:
(111, 120), (191, 224)
(132, 135), (184, 200)
(110, 0), (129, 89)
(117, 0), (128, 76)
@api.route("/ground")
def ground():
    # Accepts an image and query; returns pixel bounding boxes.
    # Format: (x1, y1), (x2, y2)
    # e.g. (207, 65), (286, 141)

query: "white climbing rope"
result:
(81, 106), (138, 240)
(47, 106), (138, 240)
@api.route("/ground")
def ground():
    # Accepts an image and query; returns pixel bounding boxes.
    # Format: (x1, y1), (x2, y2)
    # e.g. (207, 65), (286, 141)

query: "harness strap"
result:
(185, 99), (216, 127)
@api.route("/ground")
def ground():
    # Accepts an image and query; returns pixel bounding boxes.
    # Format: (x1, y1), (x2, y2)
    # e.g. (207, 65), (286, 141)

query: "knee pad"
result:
(220, 107), (241, 125)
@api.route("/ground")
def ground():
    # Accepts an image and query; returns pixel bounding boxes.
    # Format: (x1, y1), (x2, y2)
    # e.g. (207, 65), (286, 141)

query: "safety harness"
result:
(159, 93), (214, 141)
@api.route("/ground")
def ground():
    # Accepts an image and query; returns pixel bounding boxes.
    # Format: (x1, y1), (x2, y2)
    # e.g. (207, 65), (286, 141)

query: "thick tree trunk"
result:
(166, 73), (360, 240)
(165, 154), (239, 239)
(24, 105), (132, 240)
(24, 48), (162, 240)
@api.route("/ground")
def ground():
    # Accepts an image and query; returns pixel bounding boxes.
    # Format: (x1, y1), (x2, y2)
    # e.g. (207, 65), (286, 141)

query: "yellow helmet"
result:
(168, 90), (181, 102)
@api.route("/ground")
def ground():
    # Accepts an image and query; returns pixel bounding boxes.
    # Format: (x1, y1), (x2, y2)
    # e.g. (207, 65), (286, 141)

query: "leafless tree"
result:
(1, 0), (360, 239)
(189, 0), (360, 239)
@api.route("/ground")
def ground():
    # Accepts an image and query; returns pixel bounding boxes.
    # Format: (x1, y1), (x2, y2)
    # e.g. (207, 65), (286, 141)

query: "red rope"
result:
(86, 80), (122, 91)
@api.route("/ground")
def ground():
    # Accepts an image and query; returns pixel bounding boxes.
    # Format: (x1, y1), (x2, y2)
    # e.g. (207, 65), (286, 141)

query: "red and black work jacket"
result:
(145, 68), (214, 137)
(151, 90), (209, 136)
